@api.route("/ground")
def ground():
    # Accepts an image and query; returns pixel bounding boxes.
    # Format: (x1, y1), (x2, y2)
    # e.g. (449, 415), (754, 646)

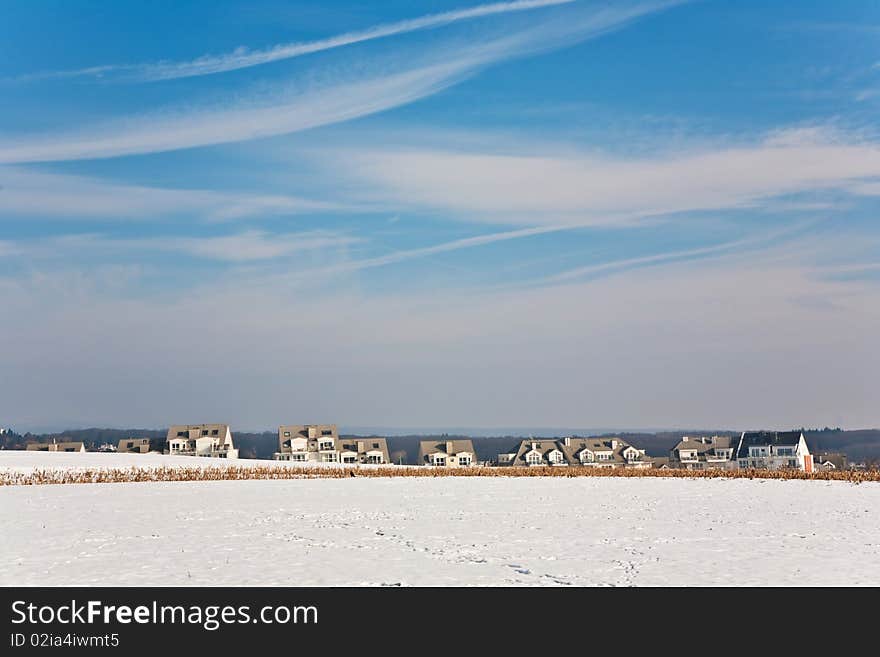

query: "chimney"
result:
(446, 440), (454, 455)
(610, 439), (618, 449)
(681, 436), (689, 442)
(357, 441), (364, 453)
(564, 436), (571, 447)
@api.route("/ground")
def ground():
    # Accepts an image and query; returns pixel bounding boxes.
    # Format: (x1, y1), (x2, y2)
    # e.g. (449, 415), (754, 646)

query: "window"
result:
(322, 453), (338, 463)
(319, 440), (334, 451)
(321, 429), (333, 436)
(177, 431), (187, 437)
(526, 452), (543, 465)
(373, 443), (380, 449)
(459, 456), (472, 466)
(291, 453), (307, 462)
(211, 429), (219, 436)
(367, 454), (384, 464)
(201, 429), (208, 436)
(342, 455), (357, 464)
(432, 456), (447, 466)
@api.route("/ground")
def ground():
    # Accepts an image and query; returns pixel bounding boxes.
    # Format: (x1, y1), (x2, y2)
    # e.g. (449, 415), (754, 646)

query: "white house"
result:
(166, 424), (239, 459)
(735, 430), (813, 472)
(418, 440), (476, 467)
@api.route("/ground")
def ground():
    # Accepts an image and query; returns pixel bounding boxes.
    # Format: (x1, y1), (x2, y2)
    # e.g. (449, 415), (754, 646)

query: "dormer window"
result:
(283, 431), (290, 437)
(526, 452), (543, 465)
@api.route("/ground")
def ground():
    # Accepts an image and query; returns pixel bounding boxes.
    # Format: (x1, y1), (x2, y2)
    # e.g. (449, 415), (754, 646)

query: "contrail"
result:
(18, 0), (575, 83)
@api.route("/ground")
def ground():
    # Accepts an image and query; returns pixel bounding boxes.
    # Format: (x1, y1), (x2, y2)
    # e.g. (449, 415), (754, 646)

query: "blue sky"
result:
(1, 0), (878, 432)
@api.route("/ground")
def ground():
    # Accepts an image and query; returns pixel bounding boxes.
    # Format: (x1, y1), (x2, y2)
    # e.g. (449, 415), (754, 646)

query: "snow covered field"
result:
(2, 474), (879, 586)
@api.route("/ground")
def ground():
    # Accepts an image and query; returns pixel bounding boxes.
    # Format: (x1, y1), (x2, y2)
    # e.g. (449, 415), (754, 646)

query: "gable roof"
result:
(166, 424), (233, 449)
(26, 440), (84, 452)
(506, 436), (644, 466)
(117, 438), (151, 452)
(735, 430), (804, 459)
(419, 439), (475, 455)
(671, 436), (734, 460)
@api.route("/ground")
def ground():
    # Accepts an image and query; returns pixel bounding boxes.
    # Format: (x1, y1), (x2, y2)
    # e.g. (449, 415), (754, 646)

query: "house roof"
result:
(166, 424), (233, 448)
(340, 437), (391, 461)
(735, 431), (804, 459)
(419, 440), (475, 456)
(506, 436), (643, 466)
(671, 436), (734, 461)
(278, 424), (338, 438)
(417, 439), (476, 464)
(117, 438), (151, 452)
(26, 440), (84, 451)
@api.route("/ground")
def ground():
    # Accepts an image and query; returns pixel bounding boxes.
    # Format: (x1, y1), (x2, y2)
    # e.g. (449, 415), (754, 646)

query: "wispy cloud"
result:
(18, 0), (576, 83)
(0, 2), (676, 163)
(3, 231), (878, 430)
(0, 166), (340, 220)
(538, 222), (814, 285)
(0, 240), (21, 257)
(6, 230), (360, 263)
(316, 225), (567, 275)
(332, 126), (880, 226)
(160, 230), (360, 262)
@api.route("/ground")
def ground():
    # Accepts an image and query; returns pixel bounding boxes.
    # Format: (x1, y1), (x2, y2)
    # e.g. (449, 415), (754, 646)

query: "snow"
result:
(2, 473), (879, 586)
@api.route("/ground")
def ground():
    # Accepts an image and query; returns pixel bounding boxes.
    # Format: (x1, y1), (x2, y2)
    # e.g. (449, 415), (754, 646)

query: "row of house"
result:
(497, 436), (650, 468)
(666, 431), (845, 472)
(22, 424), (843, 473)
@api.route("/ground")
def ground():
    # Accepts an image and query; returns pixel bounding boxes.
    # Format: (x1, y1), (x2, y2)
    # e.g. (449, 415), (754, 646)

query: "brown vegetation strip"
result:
(1, 465), (880, 486)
